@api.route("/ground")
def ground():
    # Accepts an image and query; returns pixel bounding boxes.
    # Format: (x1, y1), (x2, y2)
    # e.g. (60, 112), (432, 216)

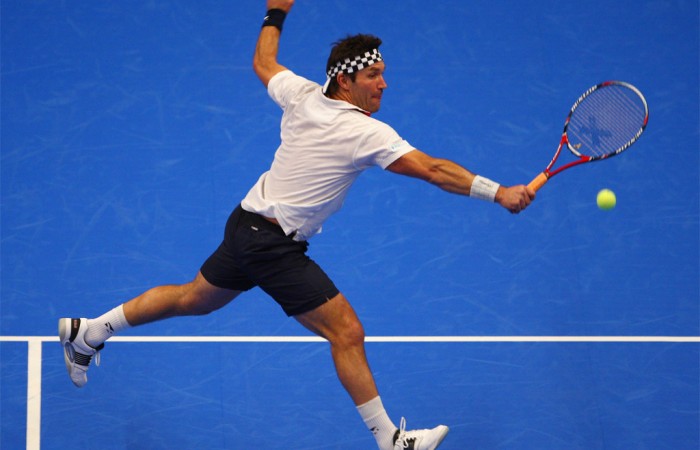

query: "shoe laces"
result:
(91, 341), (104, 367)
(394, 417), (417, 449)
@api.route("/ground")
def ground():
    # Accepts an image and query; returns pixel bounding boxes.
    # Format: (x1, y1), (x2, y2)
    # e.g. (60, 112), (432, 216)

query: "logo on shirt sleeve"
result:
(389, 139), (411, 153)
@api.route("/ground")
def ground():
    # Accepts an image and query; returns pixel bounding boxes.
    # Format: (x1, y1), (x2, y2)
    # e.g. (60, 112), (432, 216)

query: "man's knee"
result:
(338, 317), (366, 348)
(326, 301), (366, 348)
(295, 293), (366, 347)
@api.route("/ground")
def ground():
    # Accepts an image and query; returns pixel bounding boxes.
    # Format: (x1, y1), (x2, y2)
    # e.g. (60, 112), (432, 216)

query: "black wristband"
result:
(262, 9), (286, 31)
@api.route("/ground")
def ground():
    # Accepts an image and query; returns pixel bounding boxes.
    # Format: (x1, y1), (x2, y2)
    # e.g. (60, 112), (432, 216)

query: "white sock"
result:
(85, 304), (130, 347)
(357, 396), (397, 450)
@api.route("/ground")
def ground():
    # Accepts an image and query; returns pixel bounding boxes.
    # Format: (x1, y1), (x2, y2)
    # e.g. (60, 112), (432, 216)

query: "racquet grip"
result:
(527, 172), (549, 192)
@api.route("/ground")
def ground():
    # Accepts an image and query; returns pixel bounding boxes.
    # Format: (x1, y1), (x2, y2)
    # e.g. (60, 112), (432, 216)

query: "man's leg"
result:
(60, 271), (241, 387)
(294, 293), (449, 450)
(121, 271), (241, 326)
(295, 293), (399, 449)
(84, 271), (241, 344)
(294, 292), (377, 404)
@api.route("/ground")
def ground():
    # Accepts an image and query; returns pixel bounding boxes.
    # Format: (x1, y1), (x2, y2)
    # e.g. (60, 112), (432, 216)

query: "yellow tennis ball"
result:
(597, 189), (616, 210)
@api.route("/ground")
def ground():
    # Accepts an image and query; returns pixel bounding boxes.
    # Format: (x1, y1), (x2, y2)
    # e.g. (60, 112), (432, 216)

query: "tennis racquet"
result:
(528, 81), (649, 192)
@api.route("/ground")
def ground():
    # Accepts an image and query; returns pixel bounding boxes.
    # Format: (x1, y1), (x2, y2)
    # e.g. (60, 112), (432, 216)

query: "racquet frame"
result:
(528, 81), (649, 192)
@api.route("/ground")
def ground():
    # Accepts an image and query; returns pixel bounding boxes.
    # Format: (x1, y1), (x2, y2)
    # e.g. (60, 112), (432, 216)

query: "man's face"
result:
(348, 61), (387, 113)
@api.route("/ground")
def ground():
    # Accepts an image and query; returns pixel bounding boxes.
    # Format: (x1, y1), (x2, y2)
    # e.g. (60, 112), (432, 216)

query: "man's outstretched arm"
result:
(253, 0), (294, 87)
(387, 149), (535, 214)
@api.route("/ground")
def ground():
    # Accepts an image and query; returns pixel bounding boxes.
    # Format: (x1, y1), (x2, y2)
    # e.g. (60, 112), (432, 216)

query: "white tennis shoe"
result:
(393, 417), (449, 450)
(59, 318), (103, 387)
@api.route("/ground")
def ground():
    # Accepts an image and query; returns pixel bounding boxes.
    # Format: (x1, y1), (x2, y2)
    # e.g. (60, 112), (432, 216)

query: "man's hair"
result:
(325, 34), (382, 96)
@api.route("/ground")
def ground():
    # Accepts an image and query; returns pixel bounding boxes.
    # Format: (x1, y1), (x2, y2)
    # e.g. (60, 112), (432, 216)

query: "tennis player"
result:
(59, 1), (535, 449)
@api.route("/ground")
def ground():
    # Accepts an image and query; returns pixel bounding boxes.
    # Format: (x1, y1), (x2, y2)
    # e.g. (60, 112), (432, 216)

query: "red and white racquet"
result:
(528, 81), (649, 192)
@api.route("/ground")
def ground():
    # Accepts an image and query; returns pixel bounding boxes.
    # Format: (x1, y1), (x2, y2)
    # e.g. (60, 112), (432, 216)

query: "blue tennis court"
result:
(2, 1), (698, 449)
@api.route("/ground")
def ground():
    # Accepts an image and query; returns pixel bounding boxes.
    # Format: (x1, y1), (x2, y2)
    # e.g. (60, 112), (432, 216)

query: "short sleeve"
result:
(267, 70), (319, 110)
(353, 122), (415, 170)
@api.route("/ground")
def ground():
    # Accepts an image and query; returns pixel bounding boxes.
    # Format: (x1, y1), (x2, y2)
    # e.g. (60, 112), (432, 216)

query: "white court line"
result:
(3, 335), (699, 450)
(26, 339), (42, 450)
(87, 335), (700, 343)
(3, 335), (699, 343)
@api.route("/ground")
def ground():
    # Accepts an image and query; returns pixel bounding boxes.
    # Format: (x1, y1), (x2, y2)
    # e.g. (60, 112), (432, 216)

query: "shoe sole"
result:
(58, 318), (74, 377)
(59, 318), (87, 388)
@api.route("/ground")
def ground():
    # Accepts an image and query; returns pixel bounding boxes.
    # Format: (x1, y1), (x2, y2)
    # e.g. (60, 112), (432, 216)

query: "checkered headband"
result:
(322, 48), (383, 93)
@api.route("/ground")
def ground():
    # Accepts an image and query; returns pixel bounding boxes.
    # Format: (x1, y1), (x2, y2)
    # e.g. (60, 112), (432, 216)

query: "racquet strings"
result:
(567, 84), (647, 158)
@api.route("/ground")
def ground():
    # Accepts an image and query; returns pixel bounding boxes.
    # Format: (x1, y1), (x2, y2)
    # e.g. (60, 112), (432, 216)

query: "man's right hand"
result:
(495, 185), (535, 214)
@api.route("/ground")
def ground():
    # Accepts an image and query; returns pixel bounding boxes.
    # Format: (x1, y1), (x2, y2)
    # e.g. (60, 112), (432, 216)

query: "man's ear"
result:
(336, 72), (351, 91)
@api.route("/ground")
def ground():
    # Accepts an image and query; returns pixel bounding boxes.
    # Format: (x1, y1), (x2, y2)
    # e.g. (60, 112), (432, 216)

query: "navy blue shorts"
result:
(200, 205), (339, 316)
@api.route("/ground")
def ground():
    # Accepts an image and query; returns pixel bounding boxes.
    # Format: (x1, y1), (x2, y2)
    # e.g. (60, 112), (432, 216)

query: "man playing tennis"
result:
(59, 1), (535, 449)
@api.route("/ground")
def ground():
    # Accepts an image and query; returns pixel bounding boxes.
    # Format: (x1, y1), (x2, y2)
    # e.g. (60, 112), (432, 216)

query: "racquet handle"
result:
(527, 172), (549, 192)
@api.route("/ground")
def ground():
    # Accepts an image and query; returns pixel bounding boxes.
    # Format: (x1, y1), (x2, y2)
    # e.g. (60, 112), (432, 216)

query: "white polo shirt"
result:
(241, 70), (414, 241)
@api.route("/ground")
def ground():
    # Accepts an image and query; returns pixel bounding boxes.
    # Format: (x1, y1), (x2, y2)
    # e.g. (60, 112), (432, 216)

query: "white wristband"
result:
(470, 175), (500, 202)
